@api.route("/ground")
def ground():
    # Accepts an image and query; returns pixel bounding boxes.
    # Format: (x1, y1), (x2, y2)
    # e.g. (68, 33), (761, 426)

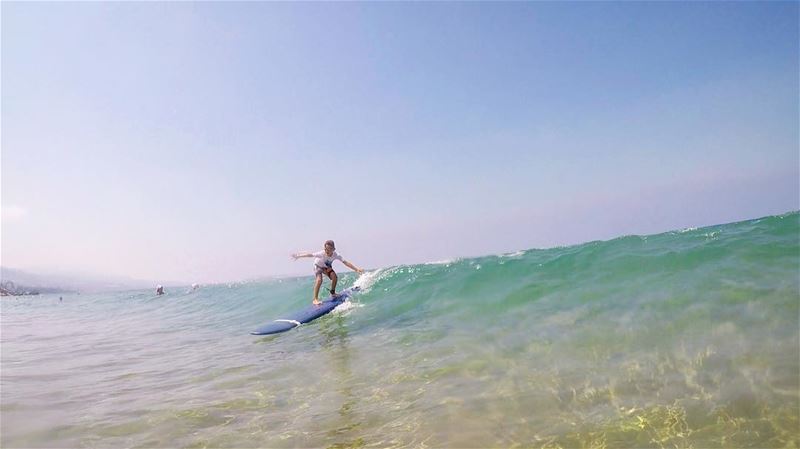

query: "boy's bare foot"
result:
(313, 298), (321, 305)
(329, 288), (337, 296)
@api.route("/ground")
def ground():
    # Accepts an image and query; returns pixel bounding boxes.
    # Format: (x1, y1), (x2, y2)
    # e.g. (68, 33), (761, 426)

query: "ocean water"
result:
(2, 212), (798, 448)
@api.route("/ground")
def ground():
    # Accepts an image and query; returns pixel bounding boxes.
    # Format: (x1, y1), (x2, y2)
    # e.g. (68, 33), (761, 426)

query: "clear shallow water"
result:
(2, 212), (798, 448)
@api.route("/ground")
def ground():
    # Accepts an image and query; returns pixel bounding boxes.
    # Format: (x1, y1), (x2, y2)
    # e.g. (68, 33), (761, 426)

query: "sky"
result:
(2, 2), (798, 284)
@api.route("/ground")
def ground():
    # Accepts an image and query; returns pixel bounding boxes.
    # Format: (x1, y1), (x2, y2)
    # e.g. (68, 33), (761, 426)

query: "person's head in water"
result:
(324, 240), (335, 256)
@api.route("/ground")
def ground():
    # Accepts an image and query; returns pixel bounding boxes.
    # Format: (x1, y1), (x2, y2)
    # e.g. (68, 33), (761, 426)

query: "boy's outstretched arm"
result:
(343, 260), (364, 274)
(291, 252), (314, 260)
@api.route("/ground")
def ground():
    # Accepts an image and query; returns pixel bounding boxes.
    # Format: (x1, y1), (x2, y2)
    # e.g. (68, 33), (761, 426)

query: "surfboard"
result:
(250, 286), (360, 335)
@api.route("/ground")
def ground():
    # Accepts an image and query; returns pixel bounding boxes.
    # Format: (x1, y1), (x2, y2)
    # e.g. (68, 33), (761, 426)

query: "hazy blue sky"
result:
(2, 2), (798, 283)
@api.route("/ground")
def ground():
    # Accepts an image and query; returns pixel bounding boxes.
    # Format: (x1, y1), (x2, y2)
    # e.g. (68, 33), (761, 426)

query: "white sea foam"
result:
(352, 268), (389, 293)
(331, 299), (363, 316)
(500, 250), (526, 258)
(424, 258), (458, 265)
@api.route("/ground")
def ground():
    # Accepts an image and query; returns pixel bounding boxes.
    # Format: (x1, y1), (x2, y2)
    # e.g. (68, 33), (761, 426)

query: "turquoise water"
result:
(2, 212), (798, 448)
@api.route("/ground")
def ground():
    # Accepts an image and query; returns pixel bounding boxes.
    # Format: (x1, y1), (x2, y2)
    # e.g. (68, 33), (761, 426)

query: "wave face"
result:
(2, 212), (798, 448)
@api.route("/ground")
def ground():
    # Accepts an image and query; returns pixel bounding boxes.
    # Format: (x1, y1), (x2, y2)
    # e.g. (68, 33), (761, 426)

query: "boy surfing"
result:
(292, 240), (363, 305)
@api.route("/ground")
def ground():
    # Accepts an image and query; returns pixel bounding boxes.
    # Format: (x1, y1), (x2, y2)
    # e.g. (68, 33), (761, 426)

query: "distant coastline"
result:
(0, 267), (172, 295)
(0, 280), (71, 296)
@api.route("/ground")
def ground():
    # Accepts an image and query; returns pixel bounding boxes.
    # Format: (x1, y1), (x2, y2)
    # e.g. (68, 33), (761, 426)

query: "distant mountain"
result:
(0, 267), (171, 294)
